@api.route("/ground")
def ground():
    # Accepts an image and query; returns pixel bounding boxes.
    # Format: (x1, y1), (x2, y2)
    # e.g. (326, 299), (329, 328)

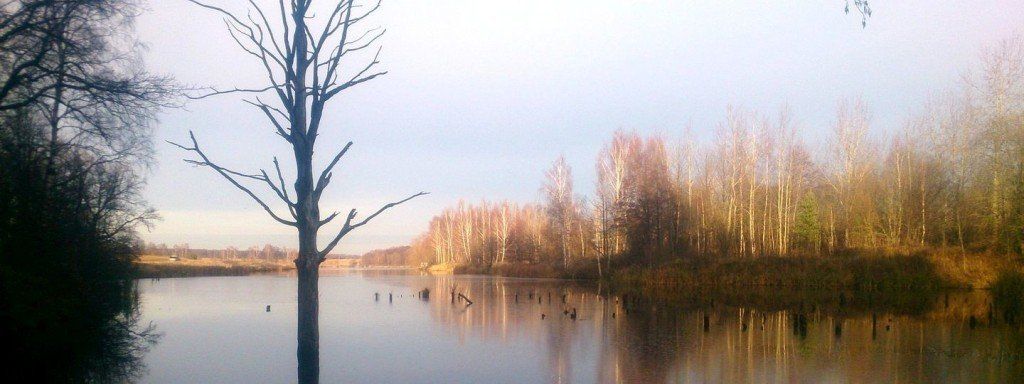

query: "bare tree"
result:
(771, 109), (798, 255)
(1, 0), (173, 180)
(543, 156), (575, 268)
(455, 200), (474, 263)
(968, 36), (1024, 254)
(494, 201), (513, 264)
(170, 1), (424, 382)
(826, 99), (875, 249)
(596, 131), (634, 258)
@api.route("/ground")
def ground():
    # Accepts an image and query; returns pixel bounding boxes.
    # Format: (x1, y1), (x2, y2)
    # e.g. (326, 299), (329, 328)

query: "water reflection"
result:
(138, 271), (1023, 383)
(72, 296), (159, 383)
(5, 280), (157, 383)
(365, 271), (1024, 383)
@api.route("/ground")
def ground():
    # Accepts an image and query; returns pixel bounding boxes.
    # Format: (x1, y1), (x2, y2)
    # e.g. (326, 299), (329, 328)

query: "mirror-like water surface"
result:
(138, 270), (1024, 383)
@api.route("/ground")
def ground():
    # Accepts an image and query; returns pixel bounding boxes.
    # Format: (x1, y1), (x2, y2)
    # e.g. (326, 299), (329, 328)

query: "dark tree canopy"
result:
(0, 0), (174, 164)
(0, 1), (171, 381)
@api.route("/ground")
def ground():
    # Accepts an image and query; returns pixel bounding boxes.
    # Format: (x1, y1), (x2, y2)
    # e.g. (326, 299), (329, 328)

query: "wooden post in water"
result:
(797, 314), (808, 339)
(872, 313), (878, 339)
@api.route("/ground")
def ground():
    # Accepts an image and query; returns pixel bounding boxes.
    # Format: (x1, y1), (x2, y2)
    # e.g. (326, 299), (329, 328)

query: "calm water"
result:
(136, 270), (1024, 383)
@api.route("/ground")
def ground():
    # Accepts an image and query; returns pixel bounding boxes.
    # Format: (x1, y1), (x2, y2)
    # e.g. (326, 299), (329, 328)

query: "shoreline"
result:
(139, 251), (1024, 298)
(133, 255), (295, 279)
(438, 251), (1024, 292)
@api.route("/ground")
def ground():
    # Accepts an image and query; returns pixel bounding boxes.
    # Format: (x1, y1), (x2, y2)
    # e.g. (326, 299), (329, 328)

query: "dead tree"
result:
(171, 1), (424, 383)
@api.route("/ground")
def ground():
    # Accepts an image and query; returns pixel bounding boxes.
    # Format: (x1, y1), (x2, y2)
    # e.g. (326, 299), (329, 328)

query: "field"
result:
(134, 255), (295, 278)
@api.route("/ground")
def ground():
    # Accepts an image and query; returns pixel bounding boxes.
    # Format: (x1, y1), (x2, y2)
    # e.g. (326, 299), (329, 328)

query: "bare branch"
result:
(187, 0), (250, 29)
(340, 27), (385, 56)
(188, 0), (292, 107)
(318, 191), (428, 257)
(187, 84), (284, 100)
(258, 168), (296, 212)
(318, 0), (356, 97)
(248, 0), (287, 59)
(322, 46), (386, 101)
(244, 98), (291, 141)
(273, 157), (293, 203)
(168, 131), (297, 226)
(183, 158), (261, 180)
(313, 141), (352, 200)
(347, 0), (383, 25)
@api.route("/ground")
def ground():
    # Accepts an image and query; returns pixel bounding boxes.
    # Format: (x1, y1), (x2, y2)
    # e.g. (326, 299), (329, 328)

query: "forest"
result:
(0, 0), (171, 381)
(369, 37), (1024, 288)
(7, 0), (1023, 382)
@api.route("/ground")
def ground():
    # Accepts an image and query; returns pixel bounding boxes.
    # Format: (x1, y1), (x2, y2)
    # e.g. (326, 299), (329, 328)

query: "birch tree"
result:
(543, 156), (575, 267)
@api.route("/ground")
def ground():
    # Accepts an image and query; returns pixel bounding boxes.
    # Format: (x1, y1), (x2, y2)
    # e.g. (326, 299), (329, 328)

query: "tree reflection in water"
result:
(364, 271), (1024, 383)
(4, 280), (158, 383)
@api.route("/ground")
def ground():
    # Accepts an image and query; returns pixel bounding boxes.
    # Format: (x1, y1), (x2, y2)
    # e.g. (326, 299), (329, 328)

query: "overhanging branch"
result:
(318, 191), (428, 258)
(168, 130), (297, 226)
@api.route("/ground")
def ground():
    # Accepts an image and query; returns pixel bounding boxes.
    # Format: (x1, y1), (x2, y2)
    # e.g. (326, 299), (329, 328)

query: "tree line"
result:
(0, 0), (171, 381)
(400, 37), (1024, 272)
(360, 246), (413, 266)
(142, 242), (301, 261)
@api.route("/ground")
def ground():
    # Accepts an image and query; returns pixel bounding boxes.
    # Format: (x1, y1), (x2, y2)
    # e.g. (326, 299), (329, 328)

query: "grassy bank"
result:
(616, 251), (1023, 291)
(134, 255), (294, 278)
(453, 263), (565, 279)
(448, 250), (1023, 292)
(612, 256), (943, 293)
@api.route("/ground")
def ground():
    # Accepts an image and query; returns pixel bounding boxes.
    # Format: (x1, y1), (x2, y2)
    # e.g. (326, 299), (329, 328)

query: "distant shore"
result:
(134, 255), (295, 278)
(440, 250), (1024, 293)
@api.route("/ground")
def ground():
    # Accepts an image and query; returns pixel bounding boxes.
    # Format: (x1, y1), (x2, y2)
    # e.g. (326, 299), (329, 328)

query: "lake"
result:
(136, 270), (1024, 383)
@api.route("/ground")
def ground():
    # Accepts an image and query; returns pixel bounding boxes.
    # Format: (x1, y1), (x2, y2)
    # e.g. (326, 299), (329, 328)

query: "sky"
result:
(134, 0), (1024, 254)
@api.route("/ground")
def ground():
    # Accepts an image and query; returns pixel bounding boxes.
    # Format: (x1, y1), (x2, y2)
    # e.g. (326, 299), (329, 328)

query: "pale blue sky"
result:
(135, 0), (1023, 254)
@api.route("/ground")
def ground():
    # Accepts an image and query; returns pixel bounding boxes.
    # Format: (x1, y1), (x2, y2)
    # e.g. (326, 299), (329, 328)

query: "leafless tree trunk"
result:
(826, 99), (874, 250)
(495, 201), (512, 264)
(172, 1), (424, 382)
(544, 156), (575, 268)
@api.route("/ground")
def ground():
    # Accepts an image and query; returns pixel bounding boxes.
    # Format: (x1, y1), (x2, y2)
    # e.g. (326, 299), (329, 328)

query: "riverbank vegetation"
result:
(383, 36), (1024, 291)
(136, 243), (360, 277)
(0, 0), (172, 381)
(134, 255), (294, 278)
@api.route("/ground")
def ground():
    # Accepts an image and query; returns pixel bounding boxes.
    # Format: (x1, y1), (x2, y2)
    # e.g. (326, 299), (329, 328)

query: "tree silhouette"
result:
(170, 1), (424, 382)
